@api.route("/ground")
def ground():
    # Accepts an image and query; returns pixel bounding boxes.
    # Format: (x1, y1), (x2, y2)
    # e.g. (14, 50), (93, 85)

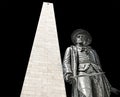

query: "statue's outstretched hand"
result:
(111, 87), (120, 95)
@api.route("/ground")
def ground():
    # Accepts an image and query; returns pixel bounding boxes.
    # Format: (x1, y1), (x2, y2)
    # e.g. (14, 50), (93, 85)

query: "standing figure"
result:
(62, 29), (119, 97)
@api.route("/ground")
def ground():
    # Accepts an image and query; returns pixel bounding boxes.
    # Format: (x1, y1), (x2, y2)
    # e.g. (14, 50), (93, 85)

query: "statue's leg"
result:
(77, 72), (92, 97)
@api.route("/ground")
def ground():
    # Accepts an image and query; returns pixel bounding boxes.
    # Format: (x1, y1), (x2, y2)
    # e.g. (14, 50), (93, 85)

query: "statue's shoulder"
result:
(86, 46), (95, 54)
(87, 46), (98, 55)
(70, 45), (77, 50)
(87, 46), (95, 51)
(87, 46), (92, 49)
(65, 45), (76, 51)
(70, 45), (75, 48)
(65, 46), (73, 51)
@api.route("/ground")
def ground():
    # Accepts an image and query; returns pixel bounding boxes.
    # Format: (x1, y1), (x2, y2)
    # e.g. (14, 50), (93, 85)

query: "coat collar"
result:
(71, 45), (91, 54)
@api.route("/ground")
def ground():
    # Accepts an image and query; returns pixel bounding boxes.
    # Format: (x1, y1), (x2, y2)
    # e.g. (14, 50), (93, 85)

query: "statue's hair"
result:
(71, 29), (92, 45)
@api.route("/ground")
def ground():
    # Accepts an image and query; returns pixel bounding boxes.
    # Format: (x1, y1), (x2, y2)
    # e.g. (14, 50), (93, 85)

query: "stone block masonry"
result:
(20, 2), (67, 97)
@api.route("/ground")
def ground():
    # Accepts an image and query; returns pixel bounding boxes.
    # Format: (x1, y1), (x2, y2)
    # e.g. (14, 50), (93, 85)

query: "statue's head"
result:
(71, 29), (92, 46)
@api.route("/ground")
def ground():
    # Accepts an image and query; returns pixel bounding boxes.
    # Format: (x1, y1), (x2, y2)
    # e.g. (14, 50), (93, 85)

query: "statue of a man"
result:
(62, 29), (119, 97)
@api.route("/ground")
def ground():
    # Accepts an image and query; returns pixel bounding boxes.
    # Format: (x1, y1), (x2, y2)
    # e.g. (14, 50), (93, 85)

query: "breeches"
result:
(77, 72), (92, 97)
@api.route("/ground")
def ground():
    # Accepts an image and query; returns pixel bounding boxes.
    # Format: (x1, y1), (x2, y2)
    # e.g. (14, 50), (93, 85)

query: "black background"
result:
(1, 0), (120, 97)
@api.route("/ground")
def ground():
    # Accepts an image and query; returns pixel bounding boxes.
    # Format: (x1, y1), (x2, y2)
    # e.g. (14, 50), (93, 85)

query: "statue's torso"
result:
(76, 46), (96, 73)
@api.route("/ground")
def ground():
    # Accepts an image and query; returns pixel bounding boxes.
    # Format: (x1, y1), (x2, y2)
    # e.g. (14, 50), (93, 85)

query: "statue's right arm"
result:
(62, 47), (73, 82)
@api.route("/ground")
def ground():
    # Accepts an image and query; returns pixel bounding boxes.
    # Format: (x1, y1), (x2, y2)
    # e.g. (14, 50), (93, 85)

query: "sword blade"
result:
(73, 72), (105, 78)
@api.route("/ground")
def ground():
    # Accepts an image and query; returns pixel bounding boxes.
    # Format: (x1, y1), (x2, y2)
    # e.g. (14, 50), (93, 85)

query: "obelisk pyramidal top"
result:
(20, 2), (67, 97)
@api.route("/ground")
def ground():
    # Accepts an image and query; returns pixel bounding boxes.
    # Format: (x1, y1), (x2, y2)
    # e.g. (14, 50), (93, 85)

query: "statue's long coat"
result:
(63, 45), (111, 97)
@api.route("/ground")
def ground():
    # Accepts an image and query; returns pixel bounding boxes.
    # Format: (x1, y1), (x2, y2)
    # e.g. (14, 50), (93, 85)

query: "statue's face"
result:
(76, 34), (86, 45)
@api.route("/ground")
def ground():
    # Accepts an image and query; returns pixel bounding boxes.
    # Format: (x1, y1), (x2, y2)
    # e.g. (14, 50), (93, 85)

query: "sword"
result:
(71, 72), (105, 78)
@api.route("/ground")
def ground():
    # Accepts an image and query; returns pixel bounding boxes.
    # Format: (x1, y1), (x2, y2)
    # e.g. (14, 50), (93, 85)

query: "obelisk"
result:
(20, 2), (67, 97)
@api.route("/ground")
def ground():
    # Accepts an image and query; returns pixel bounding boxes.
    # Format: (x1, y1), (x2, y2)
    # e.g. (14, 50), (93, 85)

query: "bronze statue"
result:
(62, 29), (119, 97)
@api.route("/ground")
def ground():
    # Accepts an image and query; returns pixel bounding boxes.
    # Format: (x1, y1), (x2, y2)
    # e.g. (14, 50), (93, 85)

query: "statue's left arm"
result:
(90, 48), (120, 94)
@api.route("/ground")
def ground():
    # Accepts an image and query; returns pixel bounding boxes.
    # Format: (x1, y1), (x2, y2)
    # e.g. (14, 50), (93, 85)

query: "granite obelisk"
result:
(20, 2), (67, 97)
